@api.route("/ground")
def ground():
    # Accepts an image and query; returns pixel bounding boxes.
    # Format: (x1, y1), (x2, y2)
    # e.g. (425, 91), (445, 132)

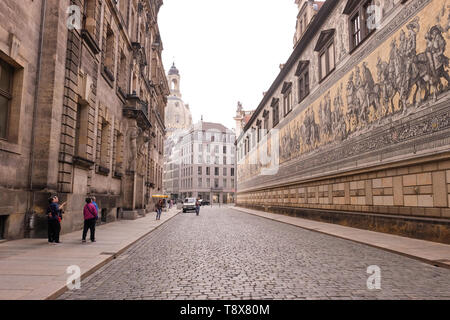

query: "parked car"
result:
(201, 200), (210, 206)
(182, 198), (197, 212)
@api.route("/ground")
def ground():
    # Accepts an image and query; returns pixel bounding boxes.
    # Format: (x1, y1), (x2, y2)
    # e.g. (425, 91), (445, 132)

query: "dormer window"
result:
(315, 29), (335, 82)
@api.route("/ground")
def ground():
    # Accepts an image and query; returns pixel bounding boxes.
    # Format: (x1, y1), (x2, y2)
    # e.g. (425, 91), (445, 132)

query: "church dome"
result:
(168, 63), (179, 76)
(165, 97), (192, 131)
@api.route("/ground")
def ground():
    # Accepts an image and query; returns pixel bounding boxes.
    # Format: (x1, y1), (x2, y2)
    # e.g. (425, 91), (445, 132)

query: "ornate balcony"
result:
(123, 93), (152, 130)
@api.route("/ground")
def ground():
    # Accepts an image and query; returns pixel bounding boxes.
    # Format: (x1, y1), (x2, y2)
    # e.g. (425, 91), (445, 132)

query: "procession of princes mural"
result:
(279, 12), (449, 165)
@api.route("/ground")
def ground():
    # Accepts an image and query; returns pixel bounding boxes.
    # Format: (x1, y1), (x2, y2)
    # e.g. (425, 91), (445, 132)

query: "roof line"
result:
(243, 0), (339, 133)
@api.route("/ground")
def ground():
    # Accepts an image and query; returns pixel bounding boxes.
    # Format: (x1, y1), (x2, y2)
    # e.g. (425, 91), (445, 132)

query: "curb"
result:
(230, 206), (450, 270)
(46, 210), (181, 300)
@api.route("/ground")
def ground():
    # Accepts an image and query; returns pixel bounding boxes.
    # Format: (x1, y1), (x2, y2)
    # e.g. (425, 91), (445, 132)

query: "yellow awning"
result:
(152, 195), (169, 198)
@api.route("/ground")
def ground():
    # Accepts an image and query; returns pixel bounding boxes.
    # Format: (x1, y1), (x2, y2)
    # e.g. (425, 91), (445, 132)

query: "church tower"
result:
(164, 63), (193, 136)
(168, 63), (181, 98)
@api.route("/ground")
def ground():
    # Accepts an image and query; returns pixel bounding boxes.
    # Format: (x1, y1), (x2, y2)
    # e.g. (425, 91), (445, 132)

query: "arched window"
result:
(171, 79), (178, 91)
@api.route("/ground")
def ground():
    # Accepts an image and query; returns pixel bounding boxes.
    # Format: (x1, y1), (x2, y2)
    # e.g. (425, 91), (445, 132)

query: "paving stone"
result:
(59, 207), (450, 300)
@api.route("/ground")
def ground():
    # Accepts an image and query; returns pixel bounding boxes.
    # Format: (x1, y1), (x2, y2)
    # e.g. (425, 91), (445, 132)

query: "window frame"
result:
(297, 63), (310, 103)
(318, 39), (335, 82)
(347, 0), (376, 52)
(272, 101), (279, 127)
(0, 59), (13, 140)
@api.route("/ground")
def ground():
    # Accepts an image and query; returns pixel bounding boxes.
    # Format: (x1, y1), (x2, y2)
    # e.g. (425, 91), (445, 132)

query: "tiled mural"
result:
(280, 0), (449, 164)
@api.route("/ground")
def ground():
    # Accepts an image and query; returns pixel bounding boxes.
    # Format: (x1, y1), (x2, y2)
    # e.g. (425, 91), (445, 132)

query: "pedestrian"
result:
(47, 195), (66, 244)
(91, 196), (99, 219)
(156, 199), (163, 220)
(195, 198), (201, 216)
(82, 197), (98, 243)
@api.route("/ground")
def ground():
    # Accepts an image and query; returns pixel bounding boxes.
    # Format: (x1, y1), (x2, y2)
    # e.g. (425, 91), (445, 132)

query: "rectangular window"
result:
(231, 168), (235, 177)
(272, 103), (279, 127)
(198, 144), (203, 152)
(223, 146), (227, 154)
(223, 179), (227, 188)
(264, 114), (269, 134)
(283, 91), (292, 116)
(319, 41), (335, 81)
(0, 59), (13, 139)
(214, 178), (219, 188)
(351, 14), (361, 48)
(348, 0), (375, 51)
(198, 178), (202, 188)
(104, 25), (115, 79)
(198, 166), (202, 175)
(298, 68), (310, 103)
(223, 168), (227, 176)
(206, 167), (210, 175)
(207, 178), (210, 188)
(75, 103), (89, 158)
(320, 52), (327, 80)
(215, 167), (219, 176)
(223, 156), (227, 165)
(207, 144), (210, 153)
(328, 43), (335, 71)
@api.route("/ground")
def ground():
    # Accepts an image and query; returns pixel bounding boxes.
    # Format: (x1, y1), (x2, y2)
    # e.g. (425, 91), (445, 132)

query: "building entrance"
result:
(0, 215), (7, 239)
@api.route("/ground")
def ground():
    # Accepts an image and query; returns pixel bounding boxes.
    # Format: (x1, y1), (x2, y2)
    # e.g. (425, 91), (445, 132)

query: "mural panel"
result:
(279, 0), (449, 165)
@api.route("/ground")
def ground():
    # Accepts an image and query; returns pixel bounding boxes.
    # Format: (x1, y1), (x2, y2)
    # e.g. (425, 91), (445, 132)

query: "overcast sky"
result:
(158, 0), (299, 131)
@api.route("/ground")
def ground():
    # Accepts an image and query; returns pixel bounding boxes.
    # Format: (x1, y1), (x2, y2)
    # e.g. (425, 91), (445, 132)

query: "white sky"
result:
(158, 0), (299, 131)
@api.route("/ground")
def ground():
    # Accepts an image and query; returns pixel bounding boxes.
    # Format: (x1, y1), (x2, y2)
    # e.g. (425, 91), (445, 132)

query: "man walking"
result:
(82, 198), (98, 243)
(195, 198), (201, 216)
(156, 199), (163, 220)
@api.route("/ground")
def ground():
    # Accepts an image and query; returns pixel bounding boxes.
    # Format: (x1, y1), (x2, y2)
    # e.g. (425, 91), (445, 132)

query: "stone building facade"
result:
(165, 121), (237, 204)
(0, 0), (169, 240)
(236, 0), (450, 244)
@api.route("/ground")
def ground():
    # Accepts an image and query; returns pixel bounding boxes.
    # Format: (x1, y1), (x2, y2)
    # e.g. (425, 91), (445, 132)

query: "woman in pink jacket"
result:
(82, 197), (98, 243)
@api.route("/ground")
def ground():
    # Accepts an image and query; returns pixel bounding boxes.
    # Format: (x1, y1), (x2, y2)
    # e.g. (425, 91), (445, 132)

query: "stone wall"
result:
(236, 0), (450, 243)
(0, 0), (169, 240)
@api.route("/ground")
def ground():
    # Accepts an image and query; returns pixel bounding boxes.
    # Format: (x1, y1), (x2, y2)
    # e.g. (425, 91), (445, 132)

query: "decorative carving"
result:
(137, 130), (150, 176)
(127, 126), (140, 172)
(9, 33), (21, 60)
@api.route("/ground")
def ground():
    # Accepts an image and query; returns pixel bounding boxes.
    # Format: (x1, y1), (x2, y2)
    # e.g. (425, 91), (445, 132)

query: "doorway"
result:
(0, 215), (7, 240)
(101, 208), (107, 223)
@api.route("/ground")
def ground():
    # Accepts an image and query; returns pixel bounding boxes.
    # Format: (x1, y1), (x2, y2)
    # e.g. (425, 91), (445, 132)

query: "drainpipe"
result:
(25, 0), (47, 237)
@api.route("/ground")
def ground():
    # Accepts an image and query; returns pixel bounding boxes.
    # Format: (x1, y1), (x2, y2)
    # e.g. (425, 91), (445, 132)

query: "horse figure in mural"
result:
(424, 25), (450, 100)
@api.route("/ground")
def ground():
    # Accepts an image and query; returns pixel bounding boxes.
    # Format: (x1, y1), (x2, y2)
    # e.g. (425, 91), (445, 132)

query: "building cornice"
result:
(243, 0), (339, 133)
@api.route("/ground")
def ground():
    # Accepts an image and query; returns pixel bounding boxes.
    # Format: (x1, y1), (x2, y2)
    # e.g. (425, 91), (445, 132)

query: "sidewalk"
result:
(230, 205), (450, 269)
(0, 207), (180, 300)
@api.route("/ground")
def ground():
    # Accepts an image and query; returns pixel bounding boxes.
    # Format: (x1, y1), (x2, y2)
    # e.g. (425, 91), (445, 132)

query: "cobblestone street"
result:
(60, 207), (450, 300)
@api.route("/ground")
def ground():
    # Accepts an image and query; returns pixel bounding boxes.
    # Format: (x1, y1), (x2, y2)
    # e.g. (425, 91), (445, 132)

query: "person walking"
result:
(47, 195), (65, 244)
(82, 197), (98, 243)
(156, 199), (163, 220)
(91, 196), (99, 219)
(195, 198), (201, 216)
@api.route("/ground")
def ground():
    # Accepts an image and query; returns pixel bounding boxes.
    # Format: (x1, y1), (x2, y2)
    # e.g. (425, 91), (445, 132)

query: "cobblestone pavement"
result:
(60, 207), (450, 300)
